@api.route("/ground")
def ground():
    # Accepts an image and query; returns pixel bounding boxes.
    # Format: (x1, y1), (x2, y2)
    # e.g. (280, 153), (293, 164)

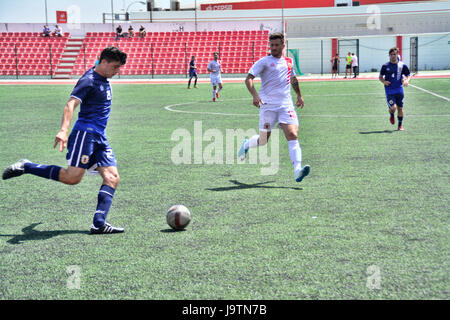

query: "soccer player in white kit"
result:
(238, 32), (310, 183)
(207, 52), (223, 102)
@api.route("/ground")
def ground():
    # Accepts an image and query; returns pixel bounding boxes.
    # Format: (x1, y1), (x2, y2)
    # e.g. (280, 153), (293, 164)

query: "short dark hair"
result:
(389, 47), (398, 54)
(269, 32), (284, 43)
(99, 46), (127, 65)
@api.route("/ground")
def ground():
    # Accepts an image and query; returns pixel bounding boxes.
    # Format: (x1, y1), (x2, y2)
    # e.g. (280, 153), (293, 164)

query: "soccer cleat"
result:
(2, 159), (31, 180)
(216, 92), (220, 99)
(213, 98), (216, 102)
(398, 125), (404, 131)
(187, 87), (191, 89)
(295, 165), (310, 183)
(194, 86), (198, 88)
(90, 222), (124, 234)
(390, 114), (395, 125)
(238, 139), (249, 161)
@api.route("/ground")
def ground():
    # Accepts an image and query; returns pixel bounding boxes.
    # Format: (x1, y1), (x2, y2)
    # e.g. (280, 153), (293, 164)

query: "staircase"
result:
(53, 36), (84, 79)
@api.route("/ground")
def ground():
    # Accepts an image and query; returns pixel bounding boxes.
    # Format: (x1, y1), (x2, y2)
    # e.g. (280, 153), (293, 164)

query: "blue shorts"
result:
(189, 70), (197, 78)
(66, 130), (117, 171)
(386, 92), (404, 109)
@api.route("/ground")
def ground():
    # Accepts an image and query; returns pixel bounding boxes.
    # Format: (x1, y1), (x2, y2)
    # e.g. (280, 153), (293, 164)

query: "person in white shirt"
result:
(53, 25), (62, 37)
(207, 52), (223, 102)
(238, 32), (310, 183)
(351, 53), (358, 78)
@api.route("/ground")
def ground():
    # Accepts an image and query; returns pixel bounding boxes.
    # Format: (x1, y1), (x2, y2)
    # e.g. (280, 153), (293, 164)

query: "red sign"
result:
(56, 11), (67, 24)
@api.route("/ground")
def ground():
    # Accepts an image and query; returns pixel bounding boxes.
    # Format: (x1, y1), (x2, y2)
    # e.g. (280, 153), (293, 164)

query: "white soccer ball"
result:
(166, 205), (191, 230)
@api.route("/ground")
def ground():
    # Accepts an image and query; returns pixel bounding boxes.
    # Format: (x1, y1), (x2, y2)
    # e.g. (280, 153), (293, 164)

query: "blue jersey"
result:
(189, 60), (196, 71)
(380, 61), (410, 95)
(70, 67), (112, 137)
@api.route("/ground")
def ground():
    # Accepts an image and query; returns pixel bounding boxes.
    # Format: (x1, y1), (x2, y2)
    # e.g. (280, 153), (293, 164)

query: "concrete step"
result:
(53, 74), (71, 79)
(59, 63), (75, 67)
(54, 69), (72, 73)
(67, 41), (83, 46)
(61, 57), (77, 61)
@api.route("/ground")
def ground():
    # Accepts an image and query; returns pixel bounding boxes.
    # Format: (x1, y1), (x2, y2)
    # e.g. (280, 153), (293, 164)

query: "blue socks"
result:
(93, 185), (116, 228)
(24, 162), (61, 181)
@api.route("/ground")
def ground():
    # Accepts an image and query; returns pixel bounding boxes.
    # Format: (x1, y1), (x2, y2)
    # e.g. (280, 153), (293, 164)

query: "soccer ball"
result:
(166, 205), (191, 230)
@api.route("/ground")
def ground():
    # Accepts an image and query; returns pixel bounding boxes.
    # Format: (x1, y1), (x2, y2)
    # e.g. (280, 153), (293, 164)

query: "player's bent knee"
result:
(60, 171), (83, 185)
(104, 172), (120, 188)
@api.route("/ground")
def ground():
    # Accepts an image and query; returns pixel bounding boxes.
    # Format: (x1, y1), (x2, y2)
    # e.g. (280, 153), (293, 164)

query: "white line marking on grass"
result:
(164, 100), (450, 118)
(409, 84), (450, 102)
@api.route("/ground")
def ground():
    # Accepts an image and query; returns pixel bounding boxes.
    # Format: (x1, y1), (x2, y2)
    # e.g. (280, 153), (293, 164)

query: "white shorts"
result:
(259, 104), (299, 132)
(210, 76), (222, 86)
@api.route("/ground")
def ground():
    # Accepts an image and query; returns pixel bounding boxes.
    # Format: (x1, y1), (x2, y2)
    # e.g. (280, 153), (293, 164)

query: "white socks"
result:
(288, 140), (302, 171)
(245, 135), (259, 149)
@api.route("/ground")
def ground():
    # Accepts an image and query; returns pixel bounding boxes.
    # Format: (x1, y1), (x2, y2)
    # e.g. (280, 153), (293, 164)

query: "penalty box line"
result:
(409, 84), (450, 102)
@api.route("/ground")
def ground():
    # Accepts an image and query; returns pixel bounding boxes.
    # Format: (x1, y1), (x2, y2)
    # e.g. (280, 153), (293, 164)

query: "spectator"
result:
(344, 52), (352, 78)
(330, 53), (339, 79)
(52, 25), (62, 37)
(115, 25), (123, 40)
(351, 53), (359, 78)
(128, 25), (134, 37)
(42, 25), (51, 37)
(139, 25), (146, 38)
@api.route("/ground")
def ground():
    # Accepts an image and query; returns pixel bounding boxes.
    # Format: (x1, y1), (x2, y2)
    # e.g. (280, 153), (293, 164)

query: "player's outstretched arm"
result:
(291, 76), (304, 108)
(245, 74), (262, 107)
(54, 97), (80, 152)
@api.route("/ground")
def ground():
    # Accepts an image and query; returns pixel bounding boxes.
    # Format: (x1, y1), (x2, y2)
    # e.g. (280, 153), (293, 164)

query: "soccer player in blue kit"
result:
(2, 47), (127, 234)
(379, 47), (412, 131)
(187, 55), (198, 89)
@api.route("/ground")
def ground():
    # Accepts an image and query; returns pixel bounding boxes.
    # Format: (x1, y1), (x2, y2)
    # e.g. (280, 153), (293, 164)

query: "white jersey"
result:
(248, 55), (296, 106)
(351, 55), (358, 67)
(208, 60), (221, 79)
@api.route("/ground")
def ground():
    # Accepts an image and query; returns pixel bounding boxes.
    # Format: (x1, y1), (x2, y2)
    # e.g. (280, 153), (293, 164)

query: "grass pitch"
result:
(0, 78), (449, 299)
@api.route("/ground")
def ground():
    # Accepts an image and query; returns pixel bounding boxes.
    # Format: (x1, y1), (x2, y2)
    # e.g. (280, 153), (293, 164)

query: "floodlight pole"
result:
(195, 0), (198, 32)
(111, 0), (115, 33)
(44, 0), (48, 26)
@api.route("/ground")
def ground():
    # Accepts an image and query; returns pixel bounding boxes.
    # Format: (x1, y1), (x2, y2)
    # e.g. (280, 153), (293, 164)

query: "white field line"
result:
(409, 84), (450, 102)
(164, 99), (450, 117)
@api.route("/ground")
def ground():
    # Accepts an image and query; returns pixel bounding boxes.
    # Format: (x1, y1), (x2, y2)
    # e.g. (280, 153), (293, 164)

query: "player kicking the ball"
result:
(379, 47), (412, 131)
(238, 32), (310, 183)
(2, 47), (127, 234)
(207, 52), (223, 102)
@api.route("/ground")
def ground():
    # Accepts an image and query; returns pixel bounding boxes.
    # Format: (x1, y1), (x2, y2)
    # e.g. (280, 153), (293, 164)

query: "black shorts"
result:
(346, 64), (352, 70)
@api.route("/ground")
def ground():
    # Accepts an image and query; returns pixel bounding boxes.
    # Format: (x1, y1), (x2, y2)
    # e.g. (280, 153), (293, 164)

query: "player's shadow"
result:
(0, 223), (90, 245)
(160, 228), (187, 233)
(206, 179), (303, 191)
(359, 130), (396, 134)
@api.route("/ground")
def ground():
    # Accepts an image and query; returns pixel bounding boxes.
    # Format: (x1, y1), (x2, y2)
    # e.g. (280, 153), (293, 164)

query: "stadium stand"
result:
(0, 30), (269, 77)
(73, 30), (269, 76)
(0, 32), (70, 76)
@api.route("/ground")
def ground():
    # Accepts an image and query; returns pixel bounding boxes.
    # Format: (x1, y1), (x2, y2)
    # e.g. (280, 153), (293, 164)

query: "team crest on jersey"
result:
(81, 155), (90, 164)
(270, 63), (275, 67)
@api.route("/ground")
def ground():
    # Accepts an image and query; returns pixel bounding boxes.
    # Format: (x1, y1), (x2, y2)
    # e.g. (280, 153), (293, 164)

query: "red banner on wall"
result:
(56, 11), (67, 24)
